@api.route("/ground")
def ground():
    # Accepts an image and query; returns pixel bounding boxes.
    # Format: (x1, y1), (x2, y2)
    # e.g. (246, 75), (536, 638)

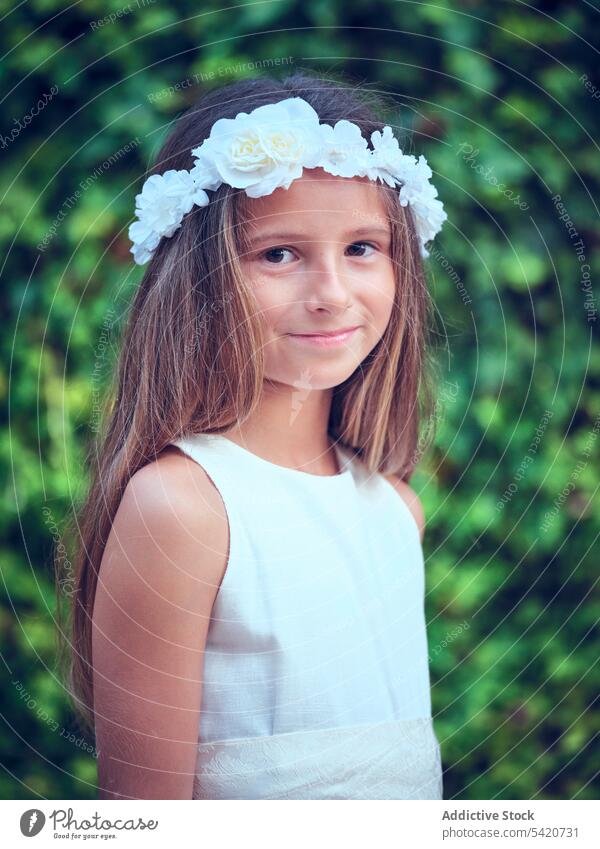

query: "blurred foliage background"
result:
(1, 0), (598, 800)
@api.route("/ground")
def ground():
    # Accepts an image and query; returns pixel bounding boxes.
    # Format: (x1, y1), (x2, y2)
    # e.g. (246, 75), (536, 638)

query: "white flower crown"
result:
(128, 96), (447, 265)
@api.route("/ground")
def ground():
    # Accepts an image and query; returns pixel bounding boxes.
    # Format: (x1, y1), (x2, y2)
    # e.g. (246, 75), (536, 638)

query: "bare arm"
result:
(92, 450), (228, 799)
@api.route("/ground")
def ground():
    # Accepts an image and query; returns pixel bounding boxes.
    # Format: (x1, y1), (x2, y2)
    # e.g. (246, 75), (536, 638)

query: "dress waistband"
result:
(193, 717), (443, 800)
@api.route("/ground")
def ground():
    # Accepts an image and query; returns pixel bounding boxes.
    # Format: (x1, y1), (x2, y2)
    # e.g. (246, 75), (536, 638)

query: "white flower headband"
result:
(128, 96), (447, 265)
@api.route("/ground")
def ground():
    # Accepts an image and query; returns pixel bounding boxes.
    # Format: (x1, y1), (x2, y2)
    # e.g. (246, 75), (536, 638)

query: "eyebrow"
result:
(247, 225), (391, 245)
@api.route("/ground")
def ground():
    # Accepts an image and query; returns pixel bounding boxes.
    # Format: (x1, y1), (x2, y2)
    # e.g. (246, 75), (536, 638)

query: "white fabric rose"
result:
(396, 155), (447, 257)
(367, 131), (447, 257)
(191, 97), (323, 198)
(128, 169), (209, 263)
(367, 126), (406, 187)
(318, 120), (370, 178)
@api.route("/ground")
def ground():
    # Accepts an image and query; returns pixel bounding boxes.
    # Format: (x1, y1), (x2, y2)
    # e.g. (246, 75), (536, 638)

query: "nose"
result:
(303, 245), (353, 312)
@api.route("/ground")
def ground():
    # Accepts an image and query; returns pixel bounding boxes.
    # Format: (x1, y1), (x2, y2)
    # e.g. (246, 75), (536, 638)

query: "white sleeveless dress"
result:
(169, 432), (443, 800)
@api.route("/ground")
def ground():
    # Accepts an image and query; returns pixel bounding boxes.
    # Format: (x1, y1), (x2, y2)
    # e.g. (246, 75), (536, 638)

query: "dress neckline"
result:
(199, 433), (355, 482)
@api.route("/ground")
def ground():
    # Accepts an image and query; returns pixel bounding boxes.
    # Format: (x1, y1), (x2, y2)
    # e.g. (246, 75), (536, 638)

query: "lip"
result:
(287, 326), (361, 348)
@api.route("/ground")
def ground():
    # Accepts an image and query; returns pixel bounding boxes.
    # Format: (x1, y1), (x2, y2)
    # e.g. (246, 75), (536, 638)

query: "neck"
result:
(224, 380), (339, 475)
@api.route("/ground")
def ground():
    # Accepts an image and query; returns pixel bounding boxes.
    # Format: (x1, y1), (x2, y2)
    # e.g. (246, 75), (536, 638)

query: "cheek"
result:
(364, 269), (396, 327)
(247, 275), (289, 330)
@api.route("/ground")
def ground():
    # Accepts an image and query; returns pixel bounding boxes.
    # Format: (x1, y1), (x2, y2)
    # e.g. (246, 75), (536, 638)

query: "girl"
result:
(65, 71), (447, 800)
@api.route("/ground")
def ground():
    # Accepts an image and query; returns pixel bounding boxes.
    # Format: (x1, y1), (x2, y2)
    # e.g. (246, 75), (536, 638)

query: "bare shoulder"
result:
(382, 474), (425, 541)
(143, 440), (223, 515)
(126, 443), (226, 522)
(105, 445), (230, 588)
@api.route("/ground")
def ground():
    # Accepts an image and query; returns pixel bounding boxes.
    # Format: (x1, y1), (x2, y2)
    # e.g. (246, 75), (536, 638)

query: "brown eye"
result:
(262, 247), (295, 264)
(346, 241), (376, 257)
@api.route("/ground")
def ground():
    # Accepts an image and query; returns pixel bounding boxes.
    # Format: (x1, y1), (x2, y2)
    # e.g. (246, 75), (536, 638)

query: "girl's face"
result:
(239, 168), (397, 391)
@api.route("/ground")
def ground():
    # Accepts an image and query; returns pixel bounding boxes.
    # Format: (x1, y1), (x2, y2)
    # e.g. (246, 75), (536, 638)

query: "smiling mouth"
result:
(286, 326), (361, 348)
(290, 326), (361, 337)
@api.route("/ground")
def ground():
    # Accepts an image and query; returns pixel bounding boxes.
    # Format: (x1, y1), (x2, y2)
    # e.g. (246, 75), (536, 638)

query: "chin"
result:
(269, 363), (362, 392)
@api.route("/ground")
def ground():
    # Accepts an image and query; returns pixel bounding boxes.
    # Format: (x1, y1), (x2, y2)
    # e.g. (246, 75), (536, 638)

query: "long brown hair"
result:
(57, 70), (438, 737)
